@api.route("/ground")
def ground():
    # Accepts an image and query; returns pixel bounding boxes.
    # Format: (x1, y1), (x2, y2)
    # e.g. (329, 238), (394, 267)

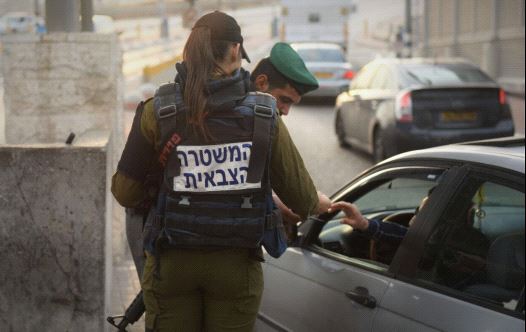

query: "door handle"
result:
(345, 286), (377, 309)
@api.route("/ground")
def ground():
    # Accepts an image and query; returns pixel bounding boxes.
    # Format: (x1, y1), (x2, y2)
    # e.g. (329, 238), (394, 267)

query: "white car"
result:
(291, 42), (354, 98)
(257, 136), (525, 331)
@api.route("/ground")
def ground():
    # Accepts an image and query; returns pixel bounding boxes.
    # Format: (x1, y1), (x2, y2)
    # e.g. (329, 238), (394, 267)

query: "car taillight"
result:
(343, 70), (355, 80)
(395, 91), (413, 123)
(498, 89), (513, 119)
(499, 88), (507, 105)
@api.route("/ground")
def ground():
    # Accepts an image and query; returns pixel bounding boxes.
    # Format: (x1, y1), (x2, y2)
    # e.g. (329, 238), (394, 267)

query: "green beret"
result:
(269, 42), (318, 94)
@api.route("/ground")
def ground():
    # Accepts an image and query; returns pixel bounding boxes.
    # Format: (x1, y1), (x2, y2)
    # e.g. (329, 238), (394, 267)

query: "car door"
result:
(341, 63), (378, 145)
(354, 65), (387, 143)
(374, 165), (525, 331)
(257, 164), (454, 332)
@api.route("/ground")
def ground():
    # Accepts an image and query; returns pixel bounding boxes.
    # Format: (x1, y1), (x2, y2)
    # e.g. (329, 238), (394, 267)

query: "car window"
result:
(369, 65), (392, 90)
(350, 63), (378, 90)
(415, 177), (525, 313)
(400, 64), (494, 87)
(317, 172), (441, 268)
(296, 47), (345, 62)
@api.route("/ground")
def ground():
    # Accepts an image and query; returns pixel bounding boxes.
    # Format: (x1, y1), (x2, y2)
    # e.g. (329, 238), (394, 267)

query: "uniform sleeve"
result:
(270, 116), (319, 219)
(111, 172), (147, 208)
(364, 219), (408, 243)
(112, 100), (160, 207)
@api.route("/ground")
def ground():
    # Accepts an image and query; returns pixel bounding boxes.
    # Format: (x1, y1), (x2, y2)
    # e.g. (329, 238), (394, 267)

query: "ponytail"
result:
(183, 27), (232, 141)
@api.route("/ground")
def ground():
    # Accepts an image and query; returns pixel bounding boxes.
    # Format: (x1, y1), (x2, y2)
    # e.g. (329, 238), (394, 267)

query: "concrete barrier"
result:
(0, 138), (114, 331)
(143, 54), (182, 86)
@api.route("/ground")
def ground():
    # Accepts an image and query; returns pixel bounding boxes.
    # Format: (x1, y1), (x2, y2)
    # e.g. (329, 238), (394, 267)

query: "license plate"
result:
(314, 72), (333, 79)
(440, 111), (477, 122)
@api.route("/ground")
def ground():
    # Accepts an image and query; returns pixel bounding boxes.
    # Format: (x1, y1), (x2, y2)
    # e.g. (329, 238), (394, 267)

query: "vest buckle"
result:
(179, 196), (191, 206)
(241, 196), (253, 209)
(254, 104), (273, 118)
(158, 104), (177, 119)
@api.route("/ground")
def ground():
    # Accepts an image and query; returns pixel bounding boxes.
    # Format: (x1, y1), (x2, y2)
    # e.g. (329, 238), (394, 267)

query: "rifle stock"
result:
(107, 290), (145, 331)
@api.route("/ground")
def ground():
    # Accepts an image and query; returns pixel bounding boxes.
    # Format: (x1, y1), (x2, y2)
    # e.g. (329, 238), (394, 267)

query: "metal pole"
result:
(45, 0), (80, 32)
(405, 0), (412, 57)
(80, 0), (94, 32)
(34, 0), (41, 16)
(421, 0), (429, 57)
(159, 0), (169, 38)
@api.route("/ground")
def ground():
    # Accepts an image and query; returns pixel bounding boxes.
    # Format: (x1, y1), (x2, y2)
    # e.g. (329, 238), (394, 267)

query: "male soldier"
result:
(251, 42), (319, 229)
(250, 42), (318, 116)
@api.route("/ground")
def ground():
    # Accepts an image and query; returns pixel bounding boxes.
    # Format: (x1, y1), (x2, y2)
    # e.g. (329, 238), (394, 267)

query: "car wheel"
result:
(335, 111), (350, 148)
(373, 128), (385, 163)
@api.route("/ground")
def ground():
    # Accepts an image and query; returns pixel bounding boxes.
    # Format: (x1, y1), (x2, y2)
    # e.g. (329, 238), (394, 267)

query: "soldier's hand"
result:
(316, 191), (332, 214)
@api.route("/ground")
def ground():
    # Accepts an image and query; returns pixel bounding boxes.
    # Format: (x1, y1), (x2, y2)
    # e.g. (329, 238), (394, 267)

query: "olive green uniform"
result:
(112, 98), (319, 331)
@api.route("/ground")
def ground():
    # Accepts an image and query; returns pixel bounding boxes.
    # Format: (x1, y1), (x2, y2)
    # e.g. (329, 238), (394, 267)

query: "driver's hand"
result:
(329, 202), (369, 231)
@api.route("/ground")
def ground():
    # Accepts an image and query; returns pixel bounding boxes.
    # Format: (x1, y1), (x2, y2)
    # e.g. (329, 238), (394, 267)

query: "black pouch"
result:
(261, 208), (288, 258)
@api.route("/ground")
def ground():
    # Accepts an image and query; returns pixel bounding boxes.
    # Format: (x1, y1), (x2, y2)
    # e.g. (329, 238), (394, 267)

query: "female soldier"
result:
(112, 11), (331, 332)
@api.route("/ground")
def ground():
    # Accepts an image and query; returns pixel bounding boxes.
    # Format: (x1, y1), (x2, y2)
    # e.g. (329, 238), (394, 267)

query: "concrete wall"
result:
(1, 33), (123, 145)
(0, 140), (113, 331)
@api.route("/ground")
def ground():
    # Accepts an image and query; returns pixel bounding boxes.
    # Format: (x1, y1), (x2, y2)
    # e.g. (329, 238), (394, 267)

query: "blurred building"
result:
(0, 0), (34, 15)
(412, 0), (525, 93)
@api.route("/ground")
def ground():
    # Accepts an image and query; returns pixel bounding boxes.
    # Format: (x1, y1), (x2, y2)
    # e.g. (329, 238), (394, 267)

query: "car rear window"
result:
(401, 64), (494, 86)
(296, 47), (345, 62)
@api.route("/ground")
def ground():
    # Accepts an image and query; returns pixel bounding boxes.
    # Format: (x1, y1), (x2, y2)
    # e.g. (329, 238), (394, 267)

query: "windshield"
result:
(401, 64), (494, 86)
(296, 47), (346, 62)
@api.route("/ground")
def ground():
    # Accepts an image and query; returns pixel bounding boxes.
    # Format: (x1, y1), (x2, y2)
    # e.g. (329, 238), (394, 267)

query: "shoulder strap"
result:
(245, 92), (276, 184)
(154, 83), (185, 152)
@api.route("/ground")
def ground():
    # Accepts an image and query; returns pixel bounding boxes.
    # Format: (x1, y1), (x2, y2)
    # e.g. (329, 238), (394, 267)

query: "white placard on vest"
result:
(173, 141), (261, 192)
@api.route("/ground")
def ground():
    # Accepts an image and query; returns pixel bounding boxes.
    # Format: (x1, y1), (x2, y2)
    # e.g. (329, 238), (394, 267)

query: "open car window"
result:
(316, 169), (443, 269)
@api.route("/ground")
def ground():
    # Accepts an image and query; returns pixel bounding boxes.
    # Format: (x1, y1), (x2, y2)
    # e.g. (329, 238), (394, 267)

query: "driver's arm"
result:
(330, 202), (409, 243)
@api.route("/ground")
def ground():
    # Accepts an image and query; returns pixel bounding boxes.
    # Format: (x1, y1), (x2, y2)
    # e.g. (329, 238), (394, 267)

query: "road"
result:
(282, 101), (373, 194)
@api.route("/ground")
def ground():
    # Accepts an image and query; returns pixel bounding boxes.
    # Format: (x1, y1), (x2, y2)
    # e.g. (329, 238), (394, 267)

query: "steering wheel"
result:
(369, 211), (415, 264)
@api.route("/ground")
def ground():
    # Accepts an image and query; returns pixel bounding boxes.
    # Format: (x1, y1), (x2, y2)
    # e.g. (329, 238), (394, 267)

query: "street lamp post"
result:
(80, 0), (94, 32)
(45, 0), (79, 32)
(159, 0), (169, 38)
(404, 0), (412, 58)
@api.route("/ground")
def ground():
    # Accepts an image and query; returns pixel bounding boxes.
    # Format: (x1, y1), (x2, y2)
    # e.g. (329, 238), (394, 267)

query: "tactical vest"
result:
(146, 82), (277, 252)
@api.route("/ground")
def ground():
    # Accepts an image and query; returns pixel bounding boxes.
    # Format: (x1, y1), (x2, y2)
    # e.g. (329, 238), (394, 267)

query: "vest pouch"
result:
(163, 205), (266, 249)
(262, 208), (288, 258)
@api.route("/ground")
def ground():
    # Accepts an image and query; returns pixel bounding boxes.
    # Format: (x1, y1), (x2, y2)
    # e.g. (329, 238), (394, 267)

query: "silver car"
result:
(257, 137), (525, 331)
(291, 42), (354, 98)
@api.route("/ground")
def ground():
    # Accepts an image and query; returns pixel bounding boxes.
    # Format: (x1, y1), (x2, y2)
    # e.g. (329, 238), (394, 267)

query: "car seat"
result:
(464, 232), (525, 304)
(432, 204), (490, 286)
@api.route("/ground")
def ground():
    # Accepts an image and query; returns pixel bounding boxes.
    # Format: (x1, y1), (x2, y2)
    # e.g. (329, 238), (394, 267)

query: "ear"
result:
(254, 74), (270, 92)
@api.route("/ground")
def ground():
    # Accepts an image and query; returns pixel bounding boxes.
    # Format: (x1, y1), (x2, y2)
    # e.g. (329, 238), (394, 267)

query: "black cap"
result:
(193, 11), (251, 63)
